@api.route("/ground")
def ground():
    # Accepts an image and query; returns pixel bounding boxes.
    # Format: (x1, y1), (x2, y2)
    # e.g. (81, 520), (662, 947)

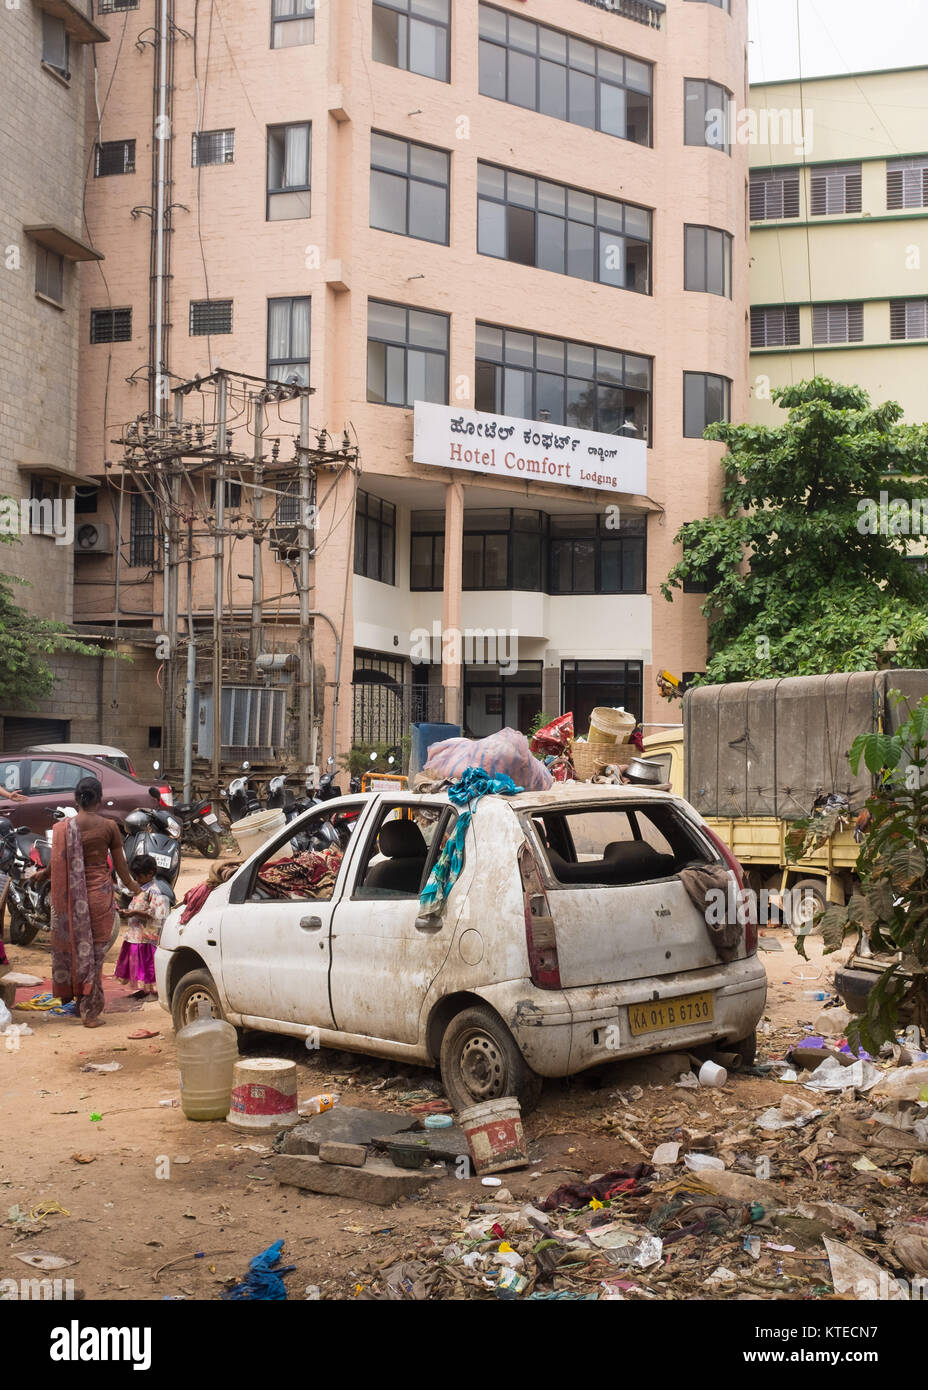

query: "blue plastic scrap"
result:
(220, 1239), (295, 1301)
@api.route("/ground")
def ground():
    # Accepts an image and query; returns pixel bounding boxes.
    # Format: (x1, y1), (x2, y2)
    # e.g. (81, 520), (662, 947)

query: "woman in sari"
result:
(50, 776), (140, 1028)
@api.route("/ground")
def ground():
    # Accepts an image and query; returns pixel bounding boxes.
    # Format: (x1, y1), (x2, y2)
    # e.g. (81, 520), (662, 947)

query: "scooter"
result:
(226, 763), (263, 823)
(174, 797), (223, 858)
(122, 802), (182, 889)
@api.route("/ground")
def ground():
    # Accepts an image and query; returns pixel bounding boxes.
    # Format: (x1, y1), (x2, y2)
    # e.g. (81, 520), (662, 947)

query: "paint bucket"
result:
(231, 808), (287, 861)
(698, 1059), (728, 1088)
(587, 706), (636, 745)
(227, 1057), (299, 1130)
(457, 1097), (527, 1175)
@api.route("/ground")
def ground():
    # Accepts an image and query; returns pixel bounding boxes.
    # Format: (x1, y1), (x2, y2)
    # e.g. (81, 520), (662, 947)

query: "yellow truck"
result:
(642, 669), (928, 923)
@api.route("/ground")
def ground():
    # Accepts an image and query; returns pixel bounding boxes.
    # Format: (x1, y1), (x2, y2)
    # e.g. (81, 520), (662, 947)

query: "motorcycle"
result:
(174, 797), (223, 858)
(226, 763), (264, 823)
(0, 815), (51, 946)
(122, 802), (183, 889)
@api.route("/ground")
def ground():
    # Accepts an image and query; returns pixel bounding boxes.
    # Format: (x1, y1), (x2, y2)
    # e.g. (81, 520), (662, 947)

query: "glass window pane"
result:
(536, 336), (565, 372)
(409, 17), (446, 80)
(508, 16), (536, 52)
(566, 378), (594, 429)
(410, 144), (448, 182)
(537, 212), (566, 273)
(369, 300), (406, 341)
(600, 539), (619, 592)
(475, 361), (499, 412)
(567, 343), (595, 378)
(538, 27), (566, 62)
(372, 133), (408, 173)
(424, 351), (446, 403)
(707, 231), (723, 294)
(479, 39), (506, 99)
(504, 330), (534, 367)
(624, 354), (651, 388)
(627, 90), (650, 146)
(478, 198), (507, 257)
(569, 37), (596, 73)
(370, 169), (407, 234)
(538, 60), (567, 120)
(568, 70), (596, 129)
(685, 82), (707, 145)
(381, 522), (394, 581)
(367, 341), (386, 403)
(600, 82), (626, 139)
(478, 162), (505, 198)
(407, 350), (426, 405)
(684, 375), (704, 437)
(573, 541), (595, 592)
(412, 535), (434, 588)
(507, 205), (535, 265)
(412, 0), (448, 19)
(291, 299), (310, 357)
(372, 4), (400, 65)
(625, 58), (651, 94)
(567, 220), (595, 280)
(567, 189), (595, 223)
(599, 229), (623, 287)
(408, 308), (447, 348)
(478, 4), (506, 40)
(508, 50), (537, 110)
(536, 372), (565, 424)
(550, 540), (571, 592)
(685, 226), (705, 290)
(507, 171), (536, 208)
(386, 344), (406, 404)
(503, 367), (532, 417)
(622, 538), (644, 591)
(705, 374), (725, 423)
(409, 178), (447, 242)
(513, 531), (541, 590)
(537, 181), (565, 216)
(596, 48), (623, 82)
(463, 534), (482, 587)
(597, 198), (622, 232)
(476, 323), (504, 360)
(597, 348), (623, 382)
(625, 205), (650, 241)
(485, 533), (508, 586)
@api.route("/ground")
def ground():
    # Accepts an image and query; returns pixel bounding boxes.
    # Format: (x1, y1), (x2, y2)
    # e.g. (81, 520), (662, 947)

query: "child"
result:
(113, 854), (168, 997)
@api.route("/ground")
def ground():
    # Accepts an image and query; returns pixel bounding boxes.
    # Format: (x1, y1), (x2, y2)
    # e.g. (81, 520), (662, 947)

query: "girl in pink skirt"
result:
(114, 854), (167, 996)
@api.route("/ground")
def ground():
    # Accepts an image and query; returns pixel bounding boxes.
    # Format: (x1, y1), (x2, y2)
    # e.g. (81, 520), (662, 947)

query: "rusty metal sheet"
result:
(684, 683), (720, 815)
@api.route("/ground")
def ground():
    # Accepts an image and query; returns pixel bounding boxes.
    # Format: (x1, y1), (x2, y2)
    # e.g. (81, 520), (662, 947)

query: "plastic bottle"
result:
(299, 1093), (339, 1115)
(803, 991), (827, 1001)
(176, 1001), (239, 1120)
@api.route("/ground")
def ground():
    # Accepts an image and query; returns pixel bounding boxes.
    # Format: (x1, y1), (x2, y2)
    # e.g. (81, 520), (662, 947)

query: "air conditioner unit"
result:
(75, 522), (112, 555)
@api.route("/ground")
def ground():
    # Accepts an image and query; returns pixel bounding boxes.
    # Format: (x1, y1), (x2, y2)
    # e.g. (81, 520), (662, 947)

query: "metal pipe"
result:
(251, 396), (264, 663)
(212, 371), (227, 784)
(298, 393), (312, 765)
(183, 516), (195, 802)
(307, 609), (340, 767)
(153, 0), (169, 419)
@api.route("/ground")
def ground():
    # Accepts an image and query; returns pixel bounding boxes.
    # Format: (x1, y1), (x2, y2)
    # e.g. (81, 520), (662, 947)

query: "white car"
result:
(156, 785), (767, 1111)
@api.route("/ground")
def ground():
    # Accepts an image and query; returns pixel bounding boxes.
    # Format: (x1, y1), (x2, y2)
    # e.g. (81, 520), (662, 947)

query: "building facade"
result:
(74, 0), (750, 776)
(749, 67), (928, 426)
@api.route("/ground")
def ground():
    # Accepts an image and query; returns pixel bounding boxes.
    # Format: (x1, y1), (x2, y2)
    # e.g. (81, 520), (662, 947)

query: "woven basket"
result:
(570, 739), (622, 782)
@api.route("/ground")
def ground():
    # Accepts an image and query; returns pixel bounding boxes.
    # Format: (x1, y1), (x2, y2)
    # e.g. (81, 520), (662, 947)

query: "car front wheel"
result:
(171, 967), (224, 1032)
(439, 1004), (542, 1115)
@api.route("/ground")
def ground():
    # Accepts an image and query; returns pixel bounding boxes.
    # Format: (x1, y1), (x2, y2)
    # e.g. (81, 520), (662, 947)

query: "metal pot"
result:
(623, 757), (666, 786)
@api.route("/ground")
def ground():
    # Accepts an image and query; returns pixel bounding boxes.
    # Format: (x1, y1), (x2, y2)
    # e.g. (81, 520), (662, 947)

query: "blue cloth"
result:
(419, 768), (523, 915)
(220, 1239), (295, 1301)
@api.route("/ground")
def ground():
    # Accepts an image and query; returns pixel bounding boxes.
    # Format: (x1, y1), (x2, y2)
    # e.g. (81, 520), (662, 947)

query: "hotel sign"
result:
(413, 403), (647, 497)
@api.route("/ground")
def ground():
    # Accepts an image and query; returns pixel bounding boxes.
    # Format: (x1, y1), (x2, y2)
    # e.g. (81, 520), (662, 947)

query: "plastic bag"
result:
(529, 713), (574, 757)
(425, 728), (552, 791)
(0, 1000), (12, 1032)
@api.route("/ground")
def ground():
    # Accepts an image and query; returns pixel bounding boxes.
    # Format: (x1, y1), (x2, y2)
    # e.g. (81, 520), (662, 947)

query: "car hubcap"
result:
(184, 989), (216, 1025)
(459, 1030), (506, 1101)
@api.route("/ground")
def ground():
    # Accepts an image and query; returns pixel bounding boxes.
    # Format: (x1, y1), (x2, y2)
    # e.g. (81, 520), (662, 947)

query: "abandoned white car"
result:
(155, 786), (767, 1111)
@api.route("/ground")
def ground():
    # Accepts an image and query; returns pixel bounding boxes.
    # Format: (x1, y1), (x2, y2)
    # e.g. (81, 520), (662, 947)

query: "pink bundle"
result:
(425, 727), (553, 791)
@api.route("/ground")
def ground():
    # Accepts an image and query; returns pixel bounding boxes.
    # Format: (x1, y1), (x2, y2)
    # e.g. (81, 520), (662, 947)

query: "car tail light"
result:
(157, 785), (173, 808)
(701, 824), (757, 955)
(518, 842), (561, 989)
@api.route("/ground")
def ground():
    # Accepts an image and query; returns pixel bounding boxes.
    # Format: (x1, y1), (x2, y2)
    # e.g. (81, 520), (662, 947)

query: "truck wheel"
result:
(171, 968), (224, 1032)
(789, 879), (828, 935)
(439, 1004), (542, 1115)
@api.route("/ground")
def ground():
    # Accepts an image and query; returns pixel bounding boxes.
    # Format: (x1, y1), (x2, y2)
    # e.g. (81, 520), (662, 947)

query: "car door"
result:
(218, 800), (369, 1032)
(328, 797), (462, 1045)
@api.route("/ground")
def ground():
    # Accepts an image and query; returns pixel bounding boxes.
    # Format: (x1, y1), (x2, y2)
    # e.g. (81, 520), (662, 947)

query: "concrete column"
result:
(441, 480), (464, 728)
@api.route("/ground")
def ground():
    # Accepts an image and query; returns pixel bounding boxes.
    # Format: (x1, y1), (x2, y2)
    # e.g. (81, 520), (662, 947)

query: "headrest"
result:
(377, 818), (428, 859)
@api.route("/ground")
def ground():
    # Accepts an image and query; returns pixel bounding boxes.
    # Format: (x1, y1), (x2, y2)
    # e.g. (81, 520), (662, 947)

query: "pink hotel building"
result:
(73, 0), (749, 769)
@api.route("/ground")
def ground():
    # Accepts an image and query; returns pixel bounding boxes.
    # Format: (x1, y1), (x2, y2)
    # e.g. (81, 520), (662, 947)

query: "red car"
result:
(0, 751), (172, 837)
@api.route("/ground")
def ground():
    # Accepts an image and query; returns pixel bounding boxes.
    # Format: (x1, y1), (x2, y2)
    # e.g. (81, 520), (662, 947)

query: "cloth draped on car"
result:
(418, 767), (522, 917)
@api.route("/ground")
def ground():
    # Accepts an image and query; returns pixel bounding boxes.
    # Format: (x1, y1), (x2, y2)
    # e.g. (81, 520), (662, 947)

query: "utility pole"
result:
(182, 516), (196, 802)
(212, 370), (227, 785)
(251, 396), (264, 664)
(298, 393), (312, 766)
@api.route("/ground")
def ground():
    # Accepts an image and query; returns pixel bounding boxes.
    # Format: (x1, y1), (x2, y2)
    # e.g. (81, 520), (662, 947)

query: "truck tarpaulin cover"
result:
(684, 671), (928, 821)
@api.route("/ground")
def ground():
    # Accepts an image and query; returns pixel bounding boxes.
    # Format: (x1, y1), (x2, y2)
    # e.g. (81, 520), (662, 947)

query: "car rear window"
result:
(97, 755), (132, 776)
(528, 802), (712, 887)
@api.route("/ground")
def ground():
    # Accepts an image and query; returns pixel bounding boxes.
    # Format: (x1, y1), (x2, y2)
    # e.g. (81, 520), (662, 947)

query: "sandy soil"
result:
(1, 858), (922, 1302)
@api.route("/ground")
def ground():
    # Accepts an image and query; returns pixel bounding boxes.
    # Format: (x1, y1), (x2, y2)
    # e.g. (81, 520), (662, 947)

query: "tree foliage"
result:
(662, 379), (928, 683)
(0, 531), (99, 708)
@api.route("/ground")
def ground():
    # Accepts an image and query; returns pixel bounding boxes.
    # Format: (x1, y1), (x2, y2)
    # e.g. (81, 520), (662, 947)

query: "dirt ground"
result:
(1, 853), (925, 1302)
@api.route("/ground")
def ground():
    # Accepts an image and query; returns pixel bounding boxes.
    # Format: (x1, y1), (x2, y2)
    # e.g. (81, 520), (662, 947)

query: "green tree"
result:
(0, 535), (99, 707)
(662, 379), (928, 683)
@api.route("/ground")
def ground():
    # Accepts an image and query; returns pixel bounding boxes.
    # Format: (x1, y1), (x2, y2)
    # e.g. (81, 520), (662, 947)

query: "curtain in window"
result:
(284, 126), (309, 188)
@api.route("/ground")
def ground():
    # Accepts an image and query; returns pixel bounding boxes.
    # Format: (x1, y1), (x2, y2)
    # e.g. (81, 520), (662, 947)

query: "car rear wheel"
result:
(439, 1004), (542, 1115)
(171, 968), (224, 1032)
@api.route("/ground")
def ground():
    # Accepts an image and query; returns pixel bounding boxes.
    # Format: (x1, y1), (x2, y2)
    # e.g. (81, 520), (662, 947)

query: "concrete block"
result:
(273, 1153), (438, 1206)
(318, 1140), (367, 1168)
(281, 1107), (413, 1155)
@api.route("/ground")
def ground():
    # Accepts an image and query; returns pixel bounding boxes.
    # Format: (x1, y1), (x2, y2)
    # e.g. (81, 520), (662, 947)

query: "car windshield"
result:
(527, 801), (713, 886)
(97, 755), (132, 775)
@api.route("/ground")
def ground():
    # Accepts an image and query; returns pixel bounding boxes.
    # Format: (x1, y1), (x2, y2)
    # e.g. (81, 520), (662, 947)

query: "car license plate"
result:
(628, 992), (714, 1037)
(154, 853), (173, 869)
(203, 813), (218, 824)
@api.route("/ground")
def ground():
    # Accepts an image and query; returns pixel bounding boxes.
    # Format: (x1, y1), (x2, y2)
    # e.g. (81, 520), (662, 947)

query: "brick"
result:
(318, 1140), (367, 1168)
(273, 1153), (438, 1206)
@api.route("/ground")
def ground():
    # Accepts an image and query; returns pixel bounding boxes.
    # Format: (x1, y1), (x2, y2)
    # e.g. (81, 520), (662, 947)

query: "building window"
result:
(129, 491), (155, 568)
(887, 157), (928, 210)
(94, 140), (136, 177)
(367, 300), (449, 408)
(684, 78), (731, 153)
(890, 299), (928, 341)
(28, 476), (61, 537)
(267, 296), (311, 385)
(561, 660), (643, 735)
(267, 123), (311, 220)
(370, 133), (450, 244)
(99, 0), (139, 11)
(35, 247), (64, 305)
(271, 0), (314, 48)
(478, 4), (652, 145)
(475, 323), (652, 443)
(751, 305), (800, 348)
(190, 299), (233, 335)
(354, 492), (396, 585)
(275, 480), (301, 524)
(749, 167), (800, 221)
(41, 13), (70, 79)
(209, 480), (243, 510)
(684, 225), (732, 297)
(477, 163), (651, 294)
(90, 307), (132, 343)
(465, 660), (543, 739)
(684, 0), (730, 8)
(810, 164), (862, 216)
(683, 372), (731, 437)
(812, 302), (863, 345)
(192, 129), (235, 166)
(549, 515), (645, 595)
(410, 513), (446, 590)
(372, 0), (450, 83)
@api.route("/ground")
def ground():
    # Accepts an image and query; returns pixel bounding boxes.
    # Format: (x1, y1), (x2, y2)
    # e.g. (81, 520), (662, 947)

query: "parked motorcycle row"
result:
(0, 761), (361, 947)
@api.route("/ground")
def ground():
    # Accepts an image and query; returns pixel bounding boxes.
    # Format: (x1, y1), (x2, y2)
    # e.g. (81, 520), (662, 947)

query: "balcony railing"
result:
(577, 0), (665, 29)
